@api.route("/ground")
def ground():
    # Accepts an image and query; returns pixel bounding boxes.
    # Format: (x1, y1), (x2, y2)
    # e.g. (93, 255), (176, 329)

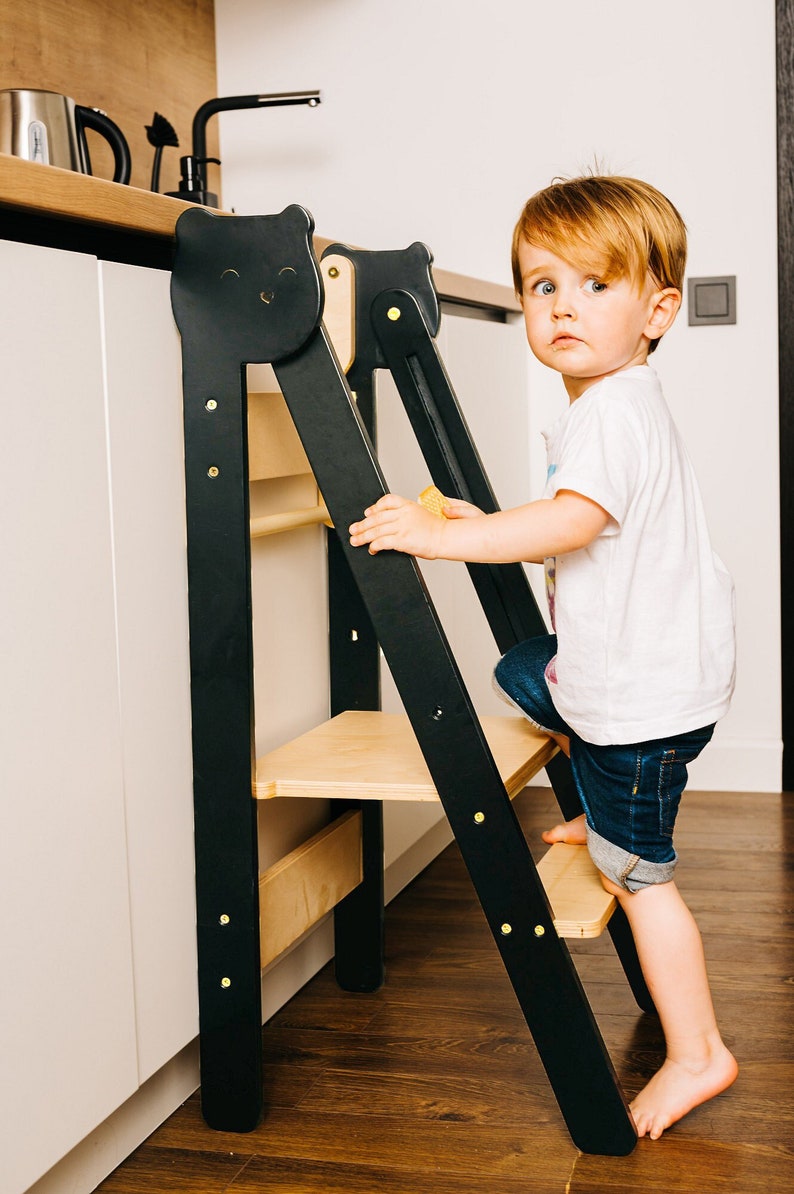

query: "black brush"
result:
(145, 112), (179, 192)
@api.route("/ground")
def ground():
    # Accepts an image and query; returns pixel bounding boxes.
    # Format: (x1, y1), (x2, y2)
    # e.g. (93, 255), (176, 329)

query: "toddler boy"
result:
(349, 175), (738, 1139)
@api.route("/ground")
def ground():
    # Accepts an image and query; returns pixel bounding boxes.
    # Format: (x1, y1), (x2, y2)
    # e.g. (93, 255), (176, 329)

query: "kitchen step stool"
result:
(170, 204), (639, 1156)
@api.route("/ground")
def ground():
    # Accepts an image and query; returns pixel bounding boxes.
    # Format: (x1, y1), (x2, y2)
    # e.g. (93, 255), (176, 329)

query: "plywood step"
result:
(536, 843), (616, 939)
(254, 710), (557, 802)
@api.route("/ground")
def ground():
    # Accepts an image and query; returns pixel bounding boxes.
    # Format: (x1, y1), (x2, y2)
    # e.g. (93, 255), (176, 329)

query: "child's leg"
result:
(605, 876), (738, 1138)
(544, 726), (736, 1134)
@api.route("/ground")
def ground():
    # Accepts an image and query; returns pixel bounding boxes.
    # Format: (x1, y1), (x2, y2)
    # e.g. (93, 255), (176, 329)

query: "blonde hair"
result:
(511, 175), (687, 352)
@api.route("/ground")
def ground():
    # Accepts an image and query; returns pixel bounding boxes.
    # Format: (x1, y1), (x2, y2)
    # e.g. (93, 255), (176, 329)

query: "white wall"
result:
(214, 0), (781, 791)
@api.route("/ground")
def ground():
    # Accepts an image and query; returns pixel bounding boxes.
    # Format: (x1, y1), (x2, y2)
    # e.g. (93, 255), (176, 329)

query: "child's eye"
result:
(583, 278), (607, 294)
(532, 280), (555, 296)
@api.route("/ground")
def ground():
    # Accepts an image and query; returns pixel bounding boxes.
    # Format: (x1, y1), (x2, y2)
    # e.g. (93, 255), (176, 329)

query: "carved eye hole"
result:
(221, 268), (240, 280)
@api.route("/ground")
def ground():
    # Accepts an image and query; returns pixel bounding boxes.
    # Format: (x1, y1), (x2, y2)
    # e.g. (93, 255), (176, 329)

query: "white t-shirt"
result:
(542, 364), (735, 745)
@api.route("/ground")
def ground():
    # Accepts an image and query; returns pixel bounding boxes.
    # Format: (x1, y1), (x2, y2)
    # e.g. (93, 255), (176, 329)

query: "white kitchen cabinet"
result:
(1, 246), (201, 1194)
(99, 261), (199, 1083)
(0, 240), (139, 1194)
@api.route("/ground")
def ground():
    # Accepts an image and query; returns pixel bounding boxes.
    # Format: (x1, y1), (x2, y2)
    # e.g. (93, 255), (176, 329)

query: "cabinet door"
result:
(100, 261), (199, 1081)
(0, 240), (138, 1194)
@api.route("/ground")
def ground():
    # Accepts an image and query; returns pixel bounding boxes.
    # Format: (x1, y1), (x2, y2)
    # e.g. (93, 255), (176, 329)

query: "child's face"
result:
(517, 240), (678, 400)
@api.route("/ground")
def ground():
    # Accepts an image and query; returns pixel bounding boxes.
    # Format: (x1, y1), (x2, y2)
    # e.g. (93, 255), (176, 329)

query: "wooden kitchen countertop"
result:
(0, 153), (519, 312)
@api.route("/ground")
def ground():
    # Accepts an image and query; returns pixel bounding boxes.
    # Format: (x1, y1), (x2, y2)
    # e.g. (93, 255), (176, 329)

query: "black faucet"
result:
(167, 90), (321, 207)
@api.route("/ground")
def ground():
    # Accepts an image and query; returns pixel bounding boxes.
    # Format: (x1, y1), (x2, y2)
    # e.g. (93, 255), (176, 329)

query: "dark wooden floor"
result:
(96, 787), (794, 1193)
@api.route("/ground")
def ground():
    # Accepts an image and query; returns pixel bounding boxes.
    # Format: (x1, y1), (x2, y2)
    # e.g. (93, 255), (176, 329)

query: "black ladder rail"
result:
(324, 248), (654, 1016)
(323, 244), (437, 998)
(171, 205), (637, 1154)
(327, 372), (385, 994)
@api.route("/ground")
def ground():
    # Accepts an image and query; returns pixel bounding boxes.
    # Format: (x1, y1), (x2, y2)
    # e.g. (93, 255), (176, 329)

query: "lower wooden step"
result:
(536, 843), (615, 939)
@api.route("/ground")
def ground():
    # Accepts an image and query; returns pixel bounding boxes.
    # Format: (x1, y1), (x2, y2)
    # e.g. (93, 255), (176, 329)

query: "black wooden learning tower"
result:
(170, 204), (649, 1156)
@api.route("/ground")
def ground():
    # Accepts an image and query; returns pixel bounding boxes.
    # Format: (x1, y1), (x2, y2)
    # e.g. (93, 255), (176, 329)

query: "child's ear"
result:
(646, 287), (682, 340)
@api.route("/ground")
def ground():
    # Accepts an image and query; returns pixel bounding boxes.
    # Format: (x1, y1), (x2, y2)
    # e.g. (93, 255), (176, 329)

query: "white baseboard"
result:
(531, 738), (783, 795)
(685, 738), (782, 793)
(25, 819), (455, 1194)
(26, 1040), (201, 1194)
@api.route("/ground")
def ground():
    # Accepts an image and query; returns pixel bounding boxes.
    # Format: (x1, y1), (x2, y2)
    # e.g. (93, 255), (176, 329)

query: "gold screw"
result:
(327, 266), (340, 278)
(534, 925), (546, 938)
(221, 977), (231, 988)
(208, 466), (219, 478)
(219, 914), (230, 925)
(387, 306), (401, 321)
(500, 923), (512, 936)
(474, 812), (485, 824)
(205, 399), (217, 411)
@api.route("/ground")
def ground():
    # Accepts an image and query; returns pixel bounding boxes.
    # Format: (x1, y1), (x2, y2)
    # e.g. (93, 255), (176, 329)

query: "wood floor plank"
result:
(568, 1138), (794, 1193)
(223, 1153), (563, 1193)
(260, 1022), (543, 1087)
(93, 1145), (254, 1192)
(296, 1066), (543, 1123)
(149, 1100), (576, 1184)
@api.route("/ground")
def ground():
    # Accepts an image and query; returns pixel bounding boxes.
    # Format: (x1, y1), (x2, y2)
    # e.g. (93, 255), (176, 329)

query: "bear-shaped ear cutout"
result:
(171, 205), (323, 366)
(320, 238), (440, 376)
(405, 241), (433, 269)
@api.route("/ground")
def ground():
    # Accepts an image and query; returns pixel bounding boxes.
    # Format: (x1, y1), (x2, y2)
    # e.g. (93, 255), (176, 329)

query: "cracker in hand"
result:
(417, 485), (449, 519)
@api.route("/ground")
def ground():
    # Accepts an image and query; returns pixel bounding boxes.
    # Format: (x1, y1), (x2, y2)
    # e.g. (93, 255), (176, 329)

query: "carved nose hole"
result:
(260, 290), (275, 304)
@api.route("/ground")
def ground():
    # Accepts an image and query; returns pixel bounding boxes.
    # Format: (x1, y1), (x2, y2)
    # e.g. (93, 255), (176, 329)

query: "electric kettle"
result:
(0, 88), (131, 184)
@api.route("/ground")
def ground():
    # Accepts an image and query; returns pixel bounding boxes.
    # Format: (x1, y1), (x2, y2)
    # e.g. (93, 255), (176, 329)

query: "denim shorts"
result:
(493, 634), (714, 893)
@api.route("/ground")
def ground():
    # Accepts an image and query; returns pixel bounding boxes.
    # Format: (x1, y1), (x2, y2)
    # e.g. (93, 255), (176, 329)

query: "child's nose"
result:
(552, 289), (575, 318)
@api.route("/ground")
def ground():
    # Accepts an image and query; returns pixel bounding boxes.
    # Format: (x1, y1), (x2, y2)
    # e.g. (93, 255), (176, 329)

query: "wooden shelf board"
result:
(259, 810), (362, 968)
(254, 710), (557, 802)
(0, 153), (336, 250)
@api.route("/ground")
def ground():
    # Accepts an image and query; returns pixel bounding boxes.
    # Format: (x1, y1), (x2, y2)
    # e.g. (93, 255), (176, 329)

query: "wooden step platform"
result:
(254, 710), (557, 802)
(537, 843), (615, 938)
(255, 711), (615, 940)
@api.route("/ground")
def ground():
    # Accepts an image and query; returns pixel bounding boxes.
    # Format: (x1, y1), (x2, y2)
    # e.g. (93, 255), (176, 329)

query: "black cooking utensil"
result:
(145, 112), (179, 192)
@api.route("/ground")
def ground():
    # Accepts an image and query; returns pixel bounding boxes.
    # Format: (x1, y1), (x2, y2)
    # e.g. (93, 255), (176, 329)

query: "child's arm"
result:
(348, 490), (610, 563)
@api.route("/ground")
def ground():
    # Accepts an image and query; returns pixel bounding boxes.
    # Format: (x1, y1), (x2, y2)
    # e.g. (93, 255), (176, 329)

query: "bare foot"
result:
(630, 1044), (738, 1140)
(541, 812), (587, 846)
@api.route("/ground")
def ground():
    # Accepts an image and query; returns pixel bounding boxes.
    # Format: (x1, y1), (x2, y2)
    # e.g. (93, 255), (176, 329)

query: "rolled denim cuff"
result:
(586, 824), (677, 893)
